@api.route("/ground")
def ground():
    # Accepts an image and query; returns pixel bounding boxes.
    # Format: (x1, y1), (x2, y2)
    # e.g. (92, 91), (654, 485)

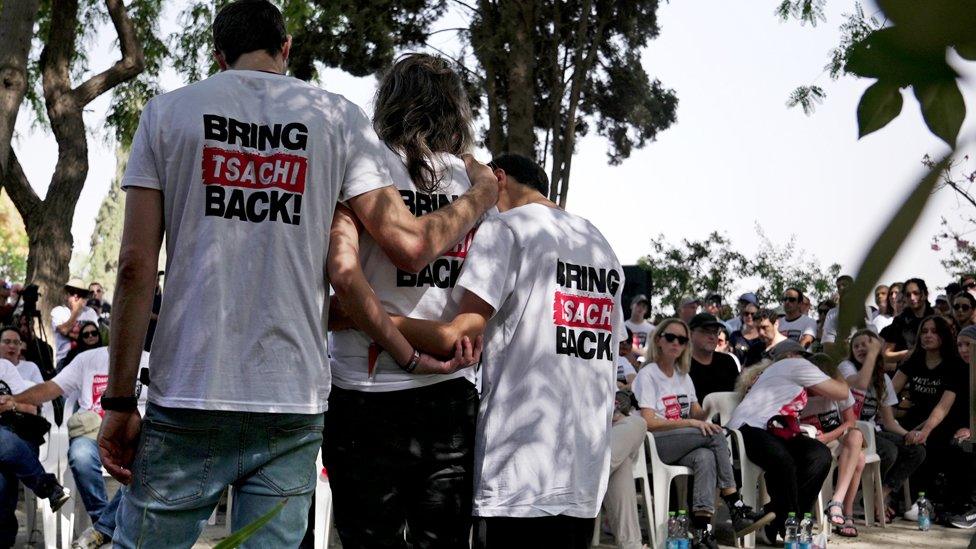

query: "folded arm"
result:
(391, 291), (493, 357)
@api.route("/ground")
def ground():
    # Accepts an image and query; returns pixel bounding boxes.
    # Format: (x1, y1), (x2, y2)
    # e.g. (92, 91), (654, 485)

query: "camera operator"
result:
(18, 313), (54, 381)
(86, 282), (111, 320)
(51, 278), (98, 363)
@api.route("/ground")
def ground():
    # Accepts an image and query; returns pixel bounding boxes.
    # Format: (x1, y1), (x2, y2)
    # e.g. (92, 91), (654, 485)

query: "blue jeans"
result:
(68, 435), (124, 537)
(114, 403), (324, 548)
(0, 425), (58, 547)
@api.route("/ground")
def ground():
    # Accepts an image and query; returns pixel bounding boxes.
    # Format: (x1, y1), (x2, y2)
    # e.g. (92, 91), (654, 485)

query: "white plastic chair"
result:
(590, 436), (654, 547)
(646, 432), (691, 547)
(855, 421), (885, 528)
(730, 428), (765, 548)
(701, 392), (741, 425)
(313, 451), (334, 549)
(19, 402), (61, 548)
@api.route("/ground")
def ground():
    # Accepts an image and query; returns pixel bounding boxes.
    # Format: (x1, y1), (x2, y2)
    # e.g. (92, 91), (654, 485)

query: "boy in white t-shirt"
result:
(728, 351), (850, 543)
(388, 154), (625, 547)
(624, 294), (654, 356)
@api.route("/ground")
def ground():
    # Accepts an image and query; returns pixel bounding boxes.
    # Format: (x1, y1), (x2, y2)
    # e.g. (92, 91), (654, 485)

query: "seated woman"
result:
(0, 359), (70, 546)
(891, 315), (966, 517)
(631, 318), (772, 549)
(800, 354), (863, 537)
(944, 325), (976, 528)
(840, 329), (924, 522)
(727, 343), (850, 545)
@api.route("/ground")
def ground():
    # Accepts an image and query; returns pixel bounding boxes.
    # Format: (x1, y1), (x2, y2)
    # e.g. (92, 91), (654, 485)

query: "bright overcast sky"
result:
(12, 0), (976, 300)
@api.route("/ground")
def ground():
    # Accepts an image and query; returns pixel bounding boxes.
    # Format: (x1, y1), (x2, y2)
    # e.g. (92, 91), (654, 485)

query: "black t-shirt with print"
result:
(881, 306), (935, 352)
(896, 354), (966, 430)
(689, 352), (739, 402)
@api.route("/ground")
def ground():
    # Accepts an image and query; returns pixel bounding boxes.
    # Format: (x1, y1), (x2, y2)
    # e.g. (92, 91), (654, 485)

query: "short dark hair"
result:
(489, 154), (549, 195)
(0, 325), (19, 340)
(904, 277), (928, 296)
(783, 287), (804, 302)
(757, 309), (780, 324)
(836, 275), (854, 285)
(213, 0), (287, 66)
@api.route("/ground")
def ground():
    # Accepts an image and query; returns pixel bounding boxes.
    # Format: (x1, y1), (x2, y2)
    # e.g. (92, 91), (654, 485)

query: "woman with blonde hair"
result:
(632, 319), (772, 548)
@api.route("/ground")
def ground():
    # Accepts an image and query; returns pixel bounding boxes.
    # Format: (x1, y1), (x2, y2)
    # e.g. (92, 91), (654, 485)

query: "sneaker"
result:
(729, 502), (777, 537)
(949, 507), (976, 529)
(47, 484), (71, 512)
(692, 527), (719, 549)
(72, 526), (110, 549)
(904, 503), (919, 522)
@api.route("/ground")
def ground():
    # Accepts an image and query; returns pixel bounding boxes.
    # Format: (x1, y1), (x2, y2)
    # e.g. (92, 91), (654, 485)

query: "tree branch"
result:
(1, 150), (41, 224)
(450, 0), (478, 13)
(71, 0), (145, 107)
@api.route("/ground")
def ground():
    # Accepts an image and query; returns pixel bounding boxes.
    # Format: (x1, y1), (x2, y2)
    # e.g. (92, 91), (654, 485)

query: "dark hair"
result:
(757, 309), (779, 324)
(953, 291), (976, 308)
(904, 277), (929, 296)
(837, 275), (854, 284)
(887, 282), (903, 310)
(905, 315), (958, 365)
(373, 53), (474, 193)
(489, 153), (549, 195)
(60, 321), (103, 369)
(784, 287), (804, 302)
(0, 325), (19, 341)
(212, 0), (287, 66)
(848, 329), (888, 404)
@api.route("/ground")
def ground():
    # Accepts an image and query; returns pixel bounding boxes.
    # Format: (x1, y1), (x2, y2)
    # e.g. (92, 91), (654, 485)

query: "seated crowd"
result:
(606, 273), (976, 547)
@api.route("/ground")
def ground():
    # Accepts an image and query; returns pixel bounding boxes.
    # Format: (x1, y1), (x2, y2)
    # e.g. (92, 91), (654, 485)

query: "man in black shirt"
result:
(688, 312), (740, 403)
(882, 278), (935, 366)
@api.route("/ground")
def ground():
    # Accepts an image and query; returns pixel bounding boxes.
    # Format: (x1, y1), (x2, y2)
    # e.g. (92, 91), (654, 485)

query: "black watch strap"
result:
(100, 396), (138, 412)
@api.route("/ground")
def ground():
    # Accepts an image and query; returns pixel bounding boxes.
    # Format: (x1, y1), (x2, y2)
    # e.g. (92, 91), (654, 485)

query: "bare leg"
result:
(831, 430), (864, 506)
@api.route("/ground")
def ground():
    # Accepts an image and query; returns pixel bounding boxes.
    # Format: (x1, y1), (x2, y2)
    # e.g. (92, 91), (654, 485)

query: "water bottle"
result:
(676, 510), (691, 549)
(666, 512), (681, 549)
(783, 512), (799, 549)
(798, 513), (813, 549)
(917, 492), (932, 531)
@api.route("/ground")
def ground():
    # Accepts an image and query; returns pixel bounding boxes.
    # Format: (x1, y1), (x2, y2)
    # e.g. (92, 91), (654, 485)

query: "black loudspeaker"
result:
(622, 265), (652, 318)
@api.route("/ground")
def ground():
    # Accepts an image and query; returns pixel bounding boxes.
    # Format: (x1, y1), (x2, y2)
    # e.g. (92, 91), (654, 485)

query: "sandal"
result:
(824, 500), (845, 526)
(835, 517), (858, 537)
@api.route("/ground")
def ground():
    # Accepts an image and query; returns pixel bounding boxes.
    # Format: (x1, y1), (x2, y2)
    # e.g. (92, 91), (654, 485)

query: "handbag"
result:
(0, 411), (52, 446)
(766, 414), (802, 441)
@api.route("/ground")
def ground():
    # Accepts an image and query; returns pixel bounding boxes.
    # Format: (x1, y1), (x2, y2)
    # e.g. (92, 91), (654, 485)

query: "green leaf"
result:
(878, 0), (976, 50)
(212, 499), (289, 549)
(857, 80), (903, 138)
(833, 154), (951, 362)
(914, 79), (965, 148)
(955, 42), (976, 61)
(846, 28), (956, 85)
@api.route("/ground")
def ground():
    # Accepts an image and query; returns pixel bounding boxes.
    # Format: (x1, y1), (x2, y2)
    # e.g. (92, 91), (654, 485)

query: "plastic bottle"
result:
(798, 513), (813, 549)
(666, 512), (681, 549)
(783, 512), (799, 549)
(917, 492), (932, 531)
(676, 510), (691, 549)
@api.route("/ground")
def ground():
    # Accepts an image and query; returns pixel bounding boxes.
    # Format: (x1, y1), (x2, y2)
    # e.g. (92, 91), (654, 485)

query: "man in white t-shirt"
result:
(98, 3), (499, 546)
(389, 154), (626, 547)
(7, 346), (150, 547)
(778, 288), (817, 348)
(50, 278), (98, 362)
(624, 294), (654, 356)
(0, 326), (42, 384)
(727, 356), (849, 542)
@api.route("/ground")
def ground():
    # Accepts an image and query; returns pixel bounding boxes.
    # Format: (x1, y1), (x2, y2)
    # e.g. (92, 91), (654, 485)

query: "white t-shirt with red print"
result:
(456, 203), (626, 519)
(330, 152), (485, 392)
(632, 362), (697, 420)
(625, 319), (655, 349)
(52, 347), (150, 417)
(727, 358), (831, 430)
(838, 360), (898, 422)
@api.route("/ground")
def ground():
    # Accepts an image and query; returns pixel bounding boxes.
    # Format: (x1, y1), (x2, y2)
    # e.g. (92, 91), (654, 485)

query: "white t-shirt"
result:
(122, 70), (391, 413)
(870, 313), (894, 333)
(725, 316), (742, 334)
(0, 359), (33, 396)
(625, 319), (655, 349)
(13, 360), (43, 385)
(822, 306), (877, 343)
(457, 203), (626, 519)
(632, 363), (698, 420)
(838, 360), (898, 422)
(727, 358), (831, 429)
(777, 315), (817, 344)
(800, 391), (856, 433)
(616, 357), (637, 382)
(52, 347), (150, 417)
(330, 152), (482, 392)
(50, 305), (99, 361)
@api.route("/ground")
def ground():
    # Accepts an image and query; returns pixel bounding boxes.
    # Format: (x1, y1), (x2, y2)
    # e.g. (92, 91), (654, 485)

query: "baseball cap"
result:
(631, 294), (650, 307)
(738, 292), (759, 307)
(936, 294), (948, 304)
(679, 296), (700, 308)
(705, 293), (722, 305)
(689, 313), (725, 331)
(768, 339), (812, 361)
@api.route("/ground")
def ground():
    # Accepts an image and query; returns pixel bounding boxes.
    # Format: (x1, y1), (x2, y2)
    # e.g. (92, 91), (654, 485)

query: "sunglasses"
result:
(782, 296), (799, 303)
(660, 333), (689, 345)
(965, 282), (976, 289)
(954, 304), (973, 312)
(741, 311), (756, 318)
(81, 331), (100, 338)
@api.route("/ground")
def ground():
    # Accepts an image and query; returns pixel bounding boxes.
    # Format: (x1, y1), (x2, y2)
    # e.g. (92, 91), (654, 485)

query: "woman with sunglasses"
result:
(730, 303), (764, 367)
(56, 320), (103, 373)
(632, 319), (772, 548)
(952, 292), (976, 332)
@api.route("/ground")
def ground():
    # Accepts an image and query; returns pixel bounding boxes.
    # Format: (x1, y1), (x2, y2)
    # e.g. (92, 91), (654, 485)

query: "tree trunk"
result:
(500, 0), (536, 157)
(25, 213), (73, 342)
(0, 0), (41, 178)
